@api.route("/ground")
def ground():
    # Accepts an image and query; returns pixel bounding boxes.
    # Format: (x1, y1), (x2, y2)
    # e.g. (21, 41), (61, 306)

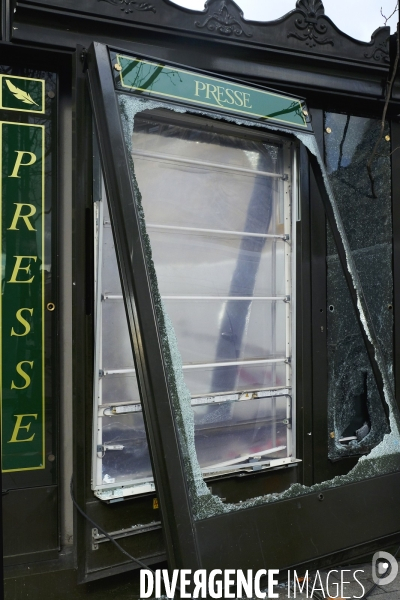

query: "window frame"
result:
(91, 111), (300, 501)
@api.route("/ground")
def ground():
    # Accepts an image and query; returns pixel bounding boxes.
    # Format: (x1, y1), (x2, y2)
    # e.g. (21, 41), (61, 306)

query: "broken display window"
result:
(325, 112), (392, 460)
(86, 45), (400, 578)
(91, 109), (298, 501)
(91, 93), (400, 515)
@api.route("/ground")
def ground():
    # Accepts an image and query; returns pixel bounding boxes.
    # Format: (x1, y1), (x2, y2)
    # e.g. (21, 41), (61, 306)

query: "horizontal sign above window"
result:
(111, 52), (310, 130)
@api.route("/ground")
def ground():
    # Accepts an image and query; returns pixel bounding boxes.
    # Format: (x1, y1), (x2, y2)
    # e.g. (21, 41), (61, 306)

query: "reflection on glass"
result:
(148, 231), (286, 297)
(164, 299), (287, 365)
(324, 113), (392, 460)
(100, 395), (289, 485)
(102, 373), (141, 405)
(101, 412), (152, 484)
(194, 395), (288, 470)
(183, 363), (287, 397)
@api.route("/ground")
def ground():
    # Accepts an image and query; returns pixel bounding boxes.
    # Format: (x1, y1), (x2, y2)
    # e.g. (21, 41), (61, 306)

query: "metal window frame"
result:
(87, 41), (201, 570)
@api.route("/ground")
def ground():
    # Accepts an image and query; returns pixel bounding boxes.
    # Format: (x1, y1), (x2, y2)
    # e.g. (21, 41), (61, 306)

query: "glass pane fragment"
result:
(325, 113), (393, 459)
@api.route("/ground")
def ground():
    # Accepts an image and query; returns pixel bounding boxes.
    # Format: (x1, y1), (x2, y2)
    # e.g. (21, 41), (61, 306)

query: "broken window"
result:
(88, 47), (400, 528)
(91, 109), (299, 500)
(91, 98), (400, 513)
(324, 113), (392, 460)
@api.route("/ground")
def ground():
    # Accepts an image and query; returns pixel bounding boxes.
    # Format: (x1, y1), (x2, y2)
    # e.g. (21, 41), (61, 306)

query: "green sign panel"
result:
(0, 75), (45, 114)
(1, 121), (45, 472)
(114, 54), (308, 129)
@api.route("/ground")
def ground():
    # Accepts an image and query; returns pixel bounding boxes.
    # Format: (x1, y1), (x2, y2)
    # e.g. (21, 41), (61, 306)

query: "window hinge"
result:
(283, 418), (292, 429)
(284, 295), (291, 303)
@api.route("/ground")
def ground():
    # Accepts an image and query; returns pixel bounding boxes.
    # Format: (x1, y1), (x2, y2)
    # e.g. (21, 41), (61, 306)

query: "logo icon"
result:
(5, 79), (39, 106)
(372, 551), (398, 586)
(0, 75), (45, 113)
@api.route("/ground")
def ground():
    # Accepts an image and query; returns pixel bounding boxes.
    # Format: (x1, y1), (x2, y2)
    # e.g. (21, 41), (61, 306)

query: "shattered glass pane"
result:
(325, 114), (392, 459)
(116, 94), (400, 520)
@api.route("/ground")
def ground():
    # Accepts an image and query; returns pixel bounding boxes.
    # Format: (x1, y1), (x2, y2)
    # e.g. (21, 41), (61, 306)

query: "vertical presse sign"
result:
(1, 75), (45, 472)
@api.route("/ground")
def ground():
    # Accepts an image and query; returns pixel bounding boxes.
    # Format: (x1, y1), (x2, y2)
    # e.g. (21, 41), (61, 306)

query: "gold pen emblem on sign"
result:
(5, 79), (38, 106)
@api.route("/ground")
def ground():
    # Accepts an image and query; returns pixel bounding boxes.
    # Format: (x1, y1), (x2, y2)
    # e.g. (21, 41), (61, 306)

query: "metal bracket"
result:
(92, 521), (162, 550)
(248, 456), (270, 471)
(97, 444), (124, 452)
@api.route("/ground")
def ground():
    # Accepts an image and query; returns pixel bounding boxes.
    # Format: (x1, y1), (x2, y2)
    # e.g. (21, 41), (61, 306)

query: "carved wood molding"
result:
(195, 0), (252, 38)
(98, 0), (156, 14)
(287, 0), (333, 48)
(284, 0), (389, 63)
(13, 0), (391, 68)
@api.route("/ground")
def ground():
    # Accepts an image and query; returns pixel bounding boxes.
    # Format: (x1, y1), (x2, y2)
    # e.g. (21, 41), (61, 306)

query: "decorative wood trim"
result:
(287, 0), (334, 49)
(195, 0), (252, 38)
(12, 0), (392, 69)
(98, 0), (156, 15)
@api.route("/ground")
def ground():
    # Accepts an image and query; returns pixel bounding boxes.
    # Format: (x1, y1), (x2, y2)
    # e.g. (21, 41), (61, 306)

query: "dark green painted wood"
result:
(1, 63), (60, 570)
(1, 120), (45, 472)
(195, 471), (400, 571)
(3, 486), (58, 565)
(5, 566), (147, 599)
